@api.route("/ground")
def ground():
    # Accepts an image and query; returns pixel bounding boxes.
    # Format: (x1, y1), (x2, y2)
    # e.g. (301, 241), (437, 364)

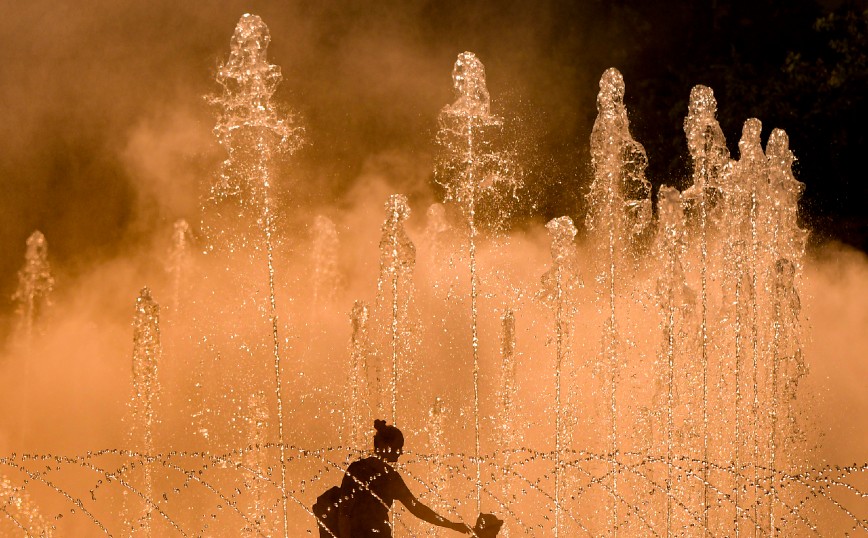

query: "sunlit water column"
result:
(586, 68), (651, 535)
(349, 300), (372, 450)
(653, 186), (690, 536)
(682, 85), (730, 532)
(718, 120), (758, 536)
(209, 14), (303, 537)
(540, 217), (581, 537)
(375, 195), (417, 425)
(165, 219), (209, 440)
(719, 218), (745, 536)
(732, 119), (767, 536)
(127, 287), (161, 537)
(309, 215), (342, 428)
(13, 230), (55, 347)
(763, 129), (807, 536)
(435, 52), (504, 511)
(12, 230), (54, 443)
(166, 219), (191, 319)
(497, 310), (516, 537)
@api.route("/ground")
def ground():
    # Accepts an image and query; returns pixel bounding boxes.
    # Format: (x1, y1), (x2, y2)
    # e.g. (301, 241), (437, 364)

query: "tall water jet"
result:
(682, 84), (730, 528)
(126, 287), (161, 537)
(436, 51), (517, 511)
(761, 129), (808, 536)
(167, 219), (192, 319)
(11, 231), (54, 443)
(586, 67), (651, 535)
(375, 194), (417, 425)
(652, 186), (694, 535)
(712, 118), (760, 534)
(540, 216), (582, 537)
(423, 203), (459, 300)
(165, 219), (207, 440)
(307, 215), (341, 402)
(12, 231), (54, 346)
(716, 174), (748, 535)
(731, 118), (767, 533)
(496, 310), (517, 537)
(348, 300), (372, 450)
(207, 14), (303, 536)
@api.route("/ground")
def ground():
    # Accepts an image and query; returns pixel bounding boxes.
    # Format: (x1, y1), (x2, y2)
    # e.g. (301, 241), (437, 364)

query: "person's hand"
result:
(449, 521), (472, 533)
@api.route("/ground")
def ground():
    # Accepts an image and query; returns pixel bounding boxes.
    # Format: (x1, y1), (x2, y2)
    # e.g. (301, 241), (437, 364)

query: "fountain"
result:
(1, 12), (866, 538)
(12, 231), (55, 347)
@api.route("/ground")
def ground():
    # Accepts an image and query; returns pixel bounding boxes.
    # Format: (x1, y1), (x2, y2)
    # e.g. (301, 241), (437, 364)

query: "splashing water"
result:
(0, 476), (52, 537)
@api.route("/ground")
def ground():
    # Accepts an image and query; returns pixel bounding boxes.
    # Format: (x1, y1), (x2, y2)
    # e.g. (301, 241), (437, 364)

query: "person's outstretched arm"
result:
(394, 475), (470, 533)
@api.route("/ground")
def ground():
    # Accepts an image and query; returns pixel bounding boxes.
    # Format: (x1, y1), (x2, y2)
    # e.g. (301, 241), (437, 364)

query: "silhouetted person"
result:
(337, 419), (471, 537)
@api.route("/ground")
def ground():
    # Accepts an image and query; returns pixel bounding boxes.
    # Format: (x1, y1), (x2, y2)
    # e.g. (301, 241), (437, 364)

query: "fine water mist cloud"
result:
(121, 106), (217, 229)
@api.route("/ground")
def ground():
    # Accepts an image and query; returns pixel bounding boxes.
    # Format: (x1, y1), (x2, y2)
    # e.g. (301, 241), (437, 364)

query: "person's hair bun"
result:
(374, 419), (387, 432)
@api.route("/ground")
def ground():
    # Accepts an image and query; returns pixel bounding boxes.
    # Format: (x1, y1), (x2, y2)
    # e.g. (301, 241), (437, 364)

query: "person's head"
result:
(373, 419), (404, 462)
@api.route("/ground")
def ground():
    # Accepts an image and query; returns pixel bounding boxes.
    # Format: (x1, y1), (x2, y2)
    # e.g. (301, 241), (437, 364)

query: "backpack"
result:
(313, 486), (342, 538)
(472, 513), (504, 538)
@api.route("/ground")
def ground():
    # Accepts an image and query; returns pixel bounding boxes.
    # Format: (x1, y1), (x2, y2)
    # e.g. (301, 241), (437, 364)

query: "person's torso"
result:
(345, 457), (402, 536)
